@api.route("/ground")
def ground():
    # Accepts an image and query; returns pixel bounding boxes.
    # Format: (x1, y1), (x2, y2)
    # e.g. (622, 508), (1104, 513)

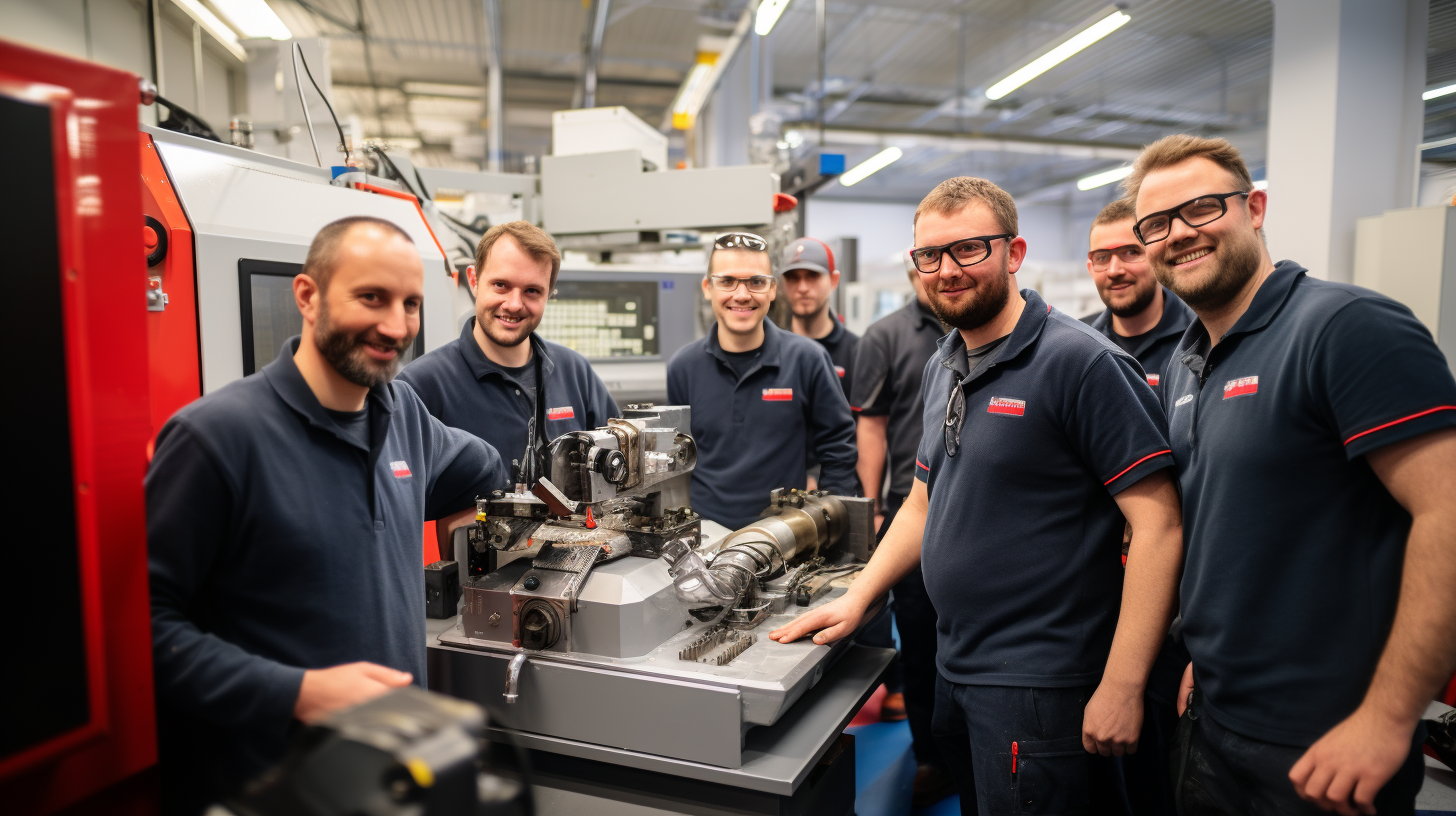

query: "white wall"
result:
(1, 0), (240, 131)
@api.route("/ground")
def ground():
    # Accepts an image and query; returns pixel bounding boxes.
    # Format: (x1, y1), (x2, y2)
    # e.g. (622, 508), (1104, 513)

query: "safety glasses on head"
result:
(1133, 191), (1249, 245)
(713, 232), (769, 252)
(910, 234), (1016, 275)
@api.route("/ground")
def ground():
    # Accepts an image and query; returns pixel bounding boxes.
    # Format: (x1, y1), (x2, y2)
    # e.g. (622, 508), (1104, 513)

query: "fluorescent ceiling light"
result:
(1076, 164), (1132, 191)
(671, 61), (714, 129)
(986, 10), (1131, 100)
(209, 0), (291, 40)
(756, 0), (793, 36)
(1424, 83), (1456, 101)
(403, 81), (484, 98)
(170, 0), (246, 60)
(840, 146), (902, 186)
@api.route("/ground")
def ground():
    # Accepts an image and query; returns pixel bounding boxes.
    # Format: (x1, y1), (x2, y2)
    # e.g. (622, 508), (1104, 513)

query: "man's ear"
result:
(294, 273), (321, 327)
(828, 269), (841, 288)
(465, 264), (477, 295)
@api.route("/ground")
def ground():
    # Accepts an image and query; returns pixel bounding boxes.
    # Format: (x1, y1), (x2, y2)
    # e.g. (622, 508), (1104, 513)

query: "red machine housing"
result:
(0, 40), (158, 814)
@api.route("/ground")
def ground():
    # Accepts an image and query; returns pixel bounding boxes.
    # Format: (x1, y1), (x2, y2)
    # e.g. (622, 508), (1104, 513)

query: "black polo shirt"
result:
(398, 319), (618, 473)
(1163, 260), (1456, 745)
(147, 338), (508, 810)
(914, 289), (1174, 686)
(1085, 286), (1195, 397)
(667, 319), (859, 529)
(812, 316), (859, 401)
(851, 299), (944, 498)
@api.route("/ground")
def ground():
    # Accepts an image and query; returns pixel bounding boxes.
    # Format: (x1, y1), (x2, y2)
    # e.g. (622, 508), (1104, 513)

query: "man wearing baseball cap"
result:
(783, 238), (858, 401)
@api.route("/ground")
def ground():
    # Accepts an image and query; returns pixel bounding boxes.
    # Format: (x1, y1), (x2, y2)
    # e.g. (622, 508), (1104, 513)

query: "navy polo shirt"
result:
(1085, 286), (1195, 397)
(813, 317), (859, 401)
(398, 319), (618, 471)
(147, 338), (508, 809)
(1163, 261), (1456, 745)
(914, 290), (1174, 686)
(851, 300), (944, 498)
(667, 319), (859, 529)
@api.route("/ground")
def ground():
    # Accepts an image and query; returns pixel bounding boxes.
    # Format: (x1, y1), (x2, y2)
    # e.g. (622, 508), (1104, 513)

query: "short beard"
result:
(792, 299), (829, 320)
(1106, 276), (1159, 319)
(1153, 231), (1262, 312)
(927, 265), (1012, 332)
(315, 302), (410, 388)
(477, 307), (540, 348)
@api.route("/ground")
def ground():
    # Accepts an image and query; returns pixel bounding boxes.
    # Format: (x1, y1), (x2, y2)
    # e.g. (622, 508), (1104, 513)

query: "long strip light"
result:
(840, 146), (903, 187)
(169, 0), (246, 60)
(403, 81), (484, 98)
(756, 0), (793, 36)
(1424, 83), (1456, 101)
(1076, 164), (1132, 191)
(210, 0), (292, 40)
(986, 10), (1131, 100)
(671, 58), (715, 130)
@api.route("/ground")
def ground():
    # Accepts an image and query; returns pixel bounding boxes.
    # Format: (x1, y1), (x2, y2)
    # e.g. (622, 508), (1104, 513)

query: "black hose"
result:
(292, 44), (350, 165)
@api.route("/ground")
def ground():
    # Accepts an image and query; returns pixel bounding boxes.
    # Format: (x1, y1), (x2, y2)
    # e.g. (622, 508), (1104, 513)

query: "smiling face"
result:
(1088, 219), (1158, 319)
(913, 202), (1026, 332)
(473, 234), (551, 349)
(1135, 156), (1268, 312)
(704, 248), (775, 338)
(306, 223), (423, 388)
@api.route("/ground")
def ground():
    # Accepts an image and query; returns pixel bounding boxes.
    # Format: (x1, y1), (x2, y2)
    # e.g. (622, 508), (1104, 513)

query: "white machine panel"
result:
(541, 150), (776, 235)
(149, 127), (454, 395)
(551, 107), (669, 173)
(1354, 205), (1456, 374)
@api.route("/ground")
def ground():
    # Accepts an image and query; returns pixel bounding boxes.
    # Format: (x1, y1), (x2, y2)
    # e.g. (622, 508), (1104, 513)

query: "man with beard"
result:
(399, 221), (616, 527)
(147, 216), (509, 814)
(1129, 135), (1456, 816)
(783, 238), (858, 400)
(1081, 197), (1195, 399)
(667, 232), (858, 529)
(770, 177), (1185, 815)
(1082, 197), (1195, 816)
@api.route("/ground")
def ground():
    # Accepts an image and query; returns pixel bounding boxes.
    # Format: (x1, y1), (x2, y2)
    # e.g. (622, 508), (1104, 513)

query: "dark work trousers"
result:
(883, 492), (944, 770)
(933, 676), (1126, 815)
(1122, 635), (1189, 816)
(1172, 690), (1426, 816)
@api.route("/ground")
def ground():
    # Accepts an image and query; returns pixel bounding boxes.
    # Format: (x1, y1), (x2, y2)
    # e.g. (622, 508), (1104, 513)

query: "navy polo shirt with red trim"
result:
(1163, 260), (1456, 746)
(1084, 285), (1196, 397)
(668, 319), (859, 529)
(914, 289), (1174, 686)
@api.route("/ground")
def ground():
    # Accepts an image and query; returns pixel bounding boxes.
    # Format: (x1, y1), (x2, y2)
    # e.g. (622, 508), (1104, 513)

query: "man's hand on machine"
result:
(294, 662), (413, 724)
(768, 593), (868, 645)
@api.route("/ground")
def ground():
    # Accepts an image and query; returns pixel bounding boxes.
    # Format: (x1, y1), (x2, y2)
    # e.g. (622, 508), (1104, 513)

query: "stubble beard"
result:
(927, 261), (1012, 332)
(1105, 275), (1159, 319)
(478, 306), (540, 349)
(1152, 230), (1262, 313)
(315, 301), (410, 388)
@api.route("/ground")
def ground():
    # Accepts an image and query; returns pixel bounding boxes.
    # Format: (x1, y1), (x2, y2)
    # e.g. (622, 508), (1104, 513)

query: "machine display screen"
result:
(537, 280), (660, 359)
(238, 259), (422, 375)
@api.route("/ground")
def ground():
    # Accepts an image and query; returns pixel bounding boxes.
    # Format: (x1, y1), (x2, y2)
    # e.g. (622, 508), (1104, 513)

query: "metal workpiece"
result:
(504, 652), (526, 704)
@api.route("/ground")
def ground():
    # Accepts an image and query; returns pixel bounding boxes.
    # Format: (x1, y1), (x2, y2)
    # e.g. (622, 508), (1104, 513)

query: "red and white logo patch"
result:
(762, 388), (794, 401)
(546, 406), (575, 421)
(834, 366), (846, 378)
(987, 397), (1026, 417)
(390, 460), (412, 478)
(1146, 373), (1160, 386)
(1223, 376), (1259, 399)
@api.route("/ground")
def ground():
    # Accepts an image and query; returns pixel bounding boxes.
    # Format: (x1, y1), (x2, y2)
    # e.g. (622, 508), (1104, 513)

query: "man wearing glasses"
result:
(400, 221), (617, 546)
(771, 177), (1185, 815)
(666, 232), (858, 529)
(1081, 197), (1195, 399)
(1129, 135), (1456, 816)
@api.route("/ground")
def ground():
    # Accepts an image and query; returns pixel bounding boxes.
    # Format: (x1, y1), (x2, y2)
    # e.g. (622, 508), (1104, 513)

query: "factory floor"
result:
(844, 631), (1456, 816)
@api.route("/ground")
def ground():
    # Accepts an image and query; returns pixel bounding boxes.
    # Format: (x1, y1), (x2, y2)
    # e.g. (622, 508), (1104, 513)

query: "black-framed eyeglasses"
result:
(910, 234), (1015, 274)
(943, 381), (967, 457)
(713, 232), (768, 251)
(1133, 191), (1250, 245)
(708, 274), (775, 293)
(1087, 244), (1145, 269)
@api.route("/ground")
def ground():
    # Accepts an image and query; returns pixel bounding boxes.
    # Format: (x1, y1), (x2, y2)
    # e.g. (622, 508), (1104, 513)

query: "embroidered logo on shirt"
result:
(547, 406), (575, 421)
(1223, 376), (1259, 399)
(1146, 373), (1160, 386)
(390, 460), (412, 478)
(834, 366), (846, 378)
(1175, 394), (1194, 407)
(763, 388), (794, 401)
(987, 397), (1026, 416)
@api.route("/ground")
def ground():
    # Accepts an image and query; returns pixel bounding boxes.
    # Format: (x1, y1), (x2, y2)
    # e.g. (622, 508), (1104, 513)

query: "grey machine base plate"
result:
(427, 616), (892, 796)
